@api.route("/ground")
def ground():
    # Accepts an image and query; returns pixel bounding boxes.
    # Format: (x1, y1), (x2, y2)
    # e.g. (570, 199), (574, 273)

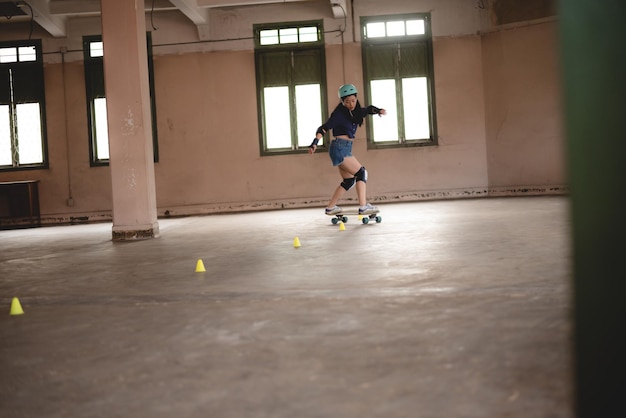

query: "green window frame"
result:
(83, 34), (159, 166)
(0, 39), (48, 171)
(361, 14), (438, 148)
(254, 21), (327, 155)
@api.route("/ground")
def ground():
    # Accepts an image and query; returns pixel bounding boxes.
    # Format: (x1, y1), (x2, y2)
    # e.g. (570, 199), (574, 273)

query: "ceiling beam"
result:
(169, 0), (209, 25)
(48, 0), (100, 15)
(48, 0), (177, 15)
(21, 0), (67, 37)
(11, 0), (327, 38)
(198, 0), (310, 7)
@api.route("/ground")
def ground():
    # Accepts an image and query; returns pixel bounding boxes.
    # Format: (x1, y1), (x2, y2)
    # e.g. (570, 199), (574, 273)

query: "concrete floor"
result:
(0, 197), (573, 418)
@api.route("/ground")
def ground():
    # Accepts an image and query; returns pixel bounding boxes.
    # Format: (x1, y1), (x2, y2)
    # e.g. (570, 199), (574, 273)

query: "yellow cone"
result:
(339, 222), (346, 231)
(358, 215), (363, 220)
(10, 297), (24, 316)
(293, 237), (301, 248)
(195, 259), (206, 272)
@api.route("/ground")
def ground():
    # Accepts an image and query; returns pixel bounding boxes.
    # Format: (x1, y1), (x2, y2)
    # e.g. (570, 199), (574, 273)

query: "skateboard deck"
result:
(326, 209), (382, 224)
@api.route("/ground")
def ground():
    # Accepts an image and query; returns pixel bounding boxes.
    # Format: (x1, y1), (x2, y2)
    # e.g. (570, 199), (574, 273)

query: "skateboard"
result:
(327, 209), (382, 225)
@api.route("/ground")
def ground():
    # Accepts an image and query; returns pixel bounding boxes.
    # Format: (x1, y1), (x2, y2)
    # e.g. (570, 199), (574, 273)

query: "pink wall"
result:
(482, 20), (565, 188)
(0, 16), (565, 224)
(150, 36), (491, 217)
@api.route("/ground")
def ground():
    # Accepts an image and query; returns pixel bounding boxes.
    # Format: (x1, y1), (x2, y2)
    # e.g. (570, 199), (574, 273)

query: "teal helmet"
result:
(338, 84), (358, 98)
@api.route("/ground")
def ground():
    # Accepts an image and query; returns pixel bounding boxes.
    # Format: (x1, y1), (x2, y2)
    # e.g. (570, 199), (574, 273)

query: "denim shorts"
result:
(329, 138), (353, 166)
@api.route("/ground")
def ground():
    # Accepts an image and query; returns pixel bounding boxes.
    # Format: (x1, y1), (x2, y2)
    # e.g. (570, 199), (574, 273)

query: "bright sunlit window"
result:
(364, 19), (425, 39)
(0, 105), (12, 166)
(89, 41), (104, 57)
(93, 97), (110, 160)
(255, 21), (326, 155)
(263, 86), (291, 149)
(361, 14), (437, 147)
(15, 103), (43, 164)
(83, 35), (158, 166)
(83, 36), (110, 165)
(370, 79), (399, 141)
(0, 40), (47, 170)
(259, 26), (320, 46)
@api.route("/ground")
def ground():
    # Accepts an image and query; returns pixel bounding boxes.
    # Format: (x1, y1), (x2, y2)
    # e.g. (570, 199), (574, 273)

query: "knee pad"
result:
(340, 177), (356, 191)
(355, 166), (368, 183)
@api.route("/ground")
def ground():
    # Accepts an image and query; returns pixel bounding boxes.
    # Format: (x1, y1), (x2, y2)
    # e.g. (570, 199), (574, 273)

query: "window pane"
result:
(403, 77), (430, 139)
(94, 97), (110, 160)
(361, 15), (435, 147)
(0, 105), (11, 165)
(370, 79), (398, 142)
(400, 43), (428, 77)
(295, 84), (322, 147)
(366, 22), (386, 38)
(279, 28), (298, 44)
(263, 86), (291, 149)
(16, 103), (43, 164)
(387, 21), (405, 37)
(18, 46), (37, 62)
(261, 52), (290, 85)
(90, 41), (104, 57)
(406, 20), (425, 35)
(260, 29), (279, 45)
(298, 27), (318, 43)
(0, 47), (17, 63)
(293, 50), (321, 83)
(255, 23), (325, 154)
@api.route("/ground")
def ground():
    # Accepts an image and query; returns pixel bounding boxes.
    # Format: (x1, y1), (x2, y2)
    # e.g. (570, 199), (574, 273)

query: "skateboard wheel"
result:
(342, 216), (348, 223)
(331, 217), (339, 225)
(376, 216), (382, 223)
(362, 217), (369, 224)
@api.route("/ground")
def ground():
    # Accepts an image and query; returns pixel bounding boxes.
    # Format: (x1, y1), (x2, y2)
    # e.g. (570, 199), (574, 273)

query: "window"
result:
(0, 40), (48, 170)
(83, 34), (159, 166)
(254, 21), (327, 155)
(361, 14), (437, 147)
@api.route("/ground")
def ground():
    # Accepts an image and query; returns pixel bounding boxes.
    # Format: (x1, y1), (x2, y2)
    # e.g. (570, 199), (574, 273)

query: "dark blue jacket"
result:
(317, 102), (382, 139)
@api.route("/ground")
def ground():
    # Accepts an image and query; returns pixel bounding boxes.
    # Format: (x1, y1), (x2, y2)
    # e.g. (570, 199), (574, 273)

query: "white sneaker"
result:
(325, 206), (343, 215)
(358, 203), (378, 215)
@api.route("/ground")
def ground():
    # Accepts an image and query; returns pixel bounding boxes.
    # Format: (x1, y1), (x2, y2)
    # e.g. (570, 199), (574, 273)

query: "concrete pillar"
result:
(101, 0), (159, 240)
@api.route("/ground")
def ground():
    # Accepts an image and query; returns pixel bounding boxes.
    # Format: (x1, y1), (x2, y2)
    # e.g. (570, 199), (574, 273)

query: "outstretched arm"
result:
(367, 105), (386, 116)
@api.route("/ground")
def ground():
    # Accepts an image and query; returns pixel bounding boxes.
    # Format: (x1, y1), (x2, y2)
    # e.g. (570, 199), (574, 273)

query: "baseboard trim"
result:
(3, 185), (568, 227)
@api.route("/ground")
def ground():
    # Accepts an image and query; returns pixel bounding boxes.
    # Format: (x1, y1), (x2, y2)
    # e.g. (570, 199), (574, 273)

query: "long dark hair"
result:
(335, 96), (365, 126)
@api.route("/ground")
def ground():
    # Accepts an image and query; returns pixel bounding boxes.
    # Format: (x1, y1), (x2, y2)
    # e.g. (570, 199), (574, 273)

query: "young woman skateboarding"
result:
(308, 84), (387, 215)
